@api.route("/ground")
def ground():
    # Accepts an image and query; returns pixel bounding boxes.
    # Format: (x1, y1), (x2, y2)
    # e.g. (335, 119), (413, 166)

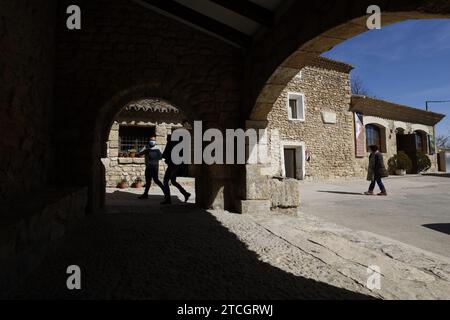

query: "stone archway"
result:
(238, 4), (450, 213)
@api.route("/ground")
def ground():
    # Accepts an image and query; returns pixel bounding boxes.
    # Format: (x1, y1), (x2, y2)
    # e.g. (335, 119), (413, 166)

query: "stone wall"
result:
(267, 66), (356, 180)
(0, 0), (56, 202)
(0, 187), (87, 297)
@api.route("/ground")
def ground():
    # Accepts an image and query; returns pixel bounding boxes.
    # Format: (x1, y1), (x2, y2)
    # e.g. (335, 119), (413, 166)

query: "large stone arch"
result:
(236, 2), (450, 213)
(246, 3), (450, 120)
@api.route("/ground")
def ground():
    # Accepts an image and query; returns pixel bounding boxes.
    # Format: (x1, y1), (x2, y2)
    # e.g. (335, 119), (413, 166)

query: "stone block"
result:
(109, 148), (119, 157)
(321, 111), (337, 124)
(109, 129), (119, 140)
(258, 143), (270, 164)
(118, 158), (133, 164)
(239, 200), (271, 214)
(133, 158), (145, 164)
(156, 125), (167, 137)
(269, 178), (301, 209)
(109, 141), (119, 149)
(245, 165), (270, 200)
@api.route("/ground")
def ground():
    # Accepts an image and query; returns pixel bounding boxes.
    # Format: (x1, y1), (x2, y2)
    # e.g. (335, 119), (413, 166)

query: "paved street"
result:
(300, 175), (450, 258)
(10, 181), (450, 299)
(11, 188), (372, 300)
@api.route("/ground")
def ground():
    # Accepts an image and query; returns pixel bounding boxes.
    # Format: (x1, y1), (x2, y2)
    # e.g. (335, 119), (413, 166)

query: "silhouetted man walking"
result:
(137, 136), (165, 199)
(161, 134), (191, 205)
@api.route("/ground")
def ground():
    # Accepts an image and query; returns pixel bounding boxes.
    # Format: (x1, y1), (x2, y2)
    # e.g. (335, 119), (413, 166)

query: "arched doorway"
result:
(89, 83), (237, 214)
(90, 85), (212, 214)
(102, 98), (197, 209)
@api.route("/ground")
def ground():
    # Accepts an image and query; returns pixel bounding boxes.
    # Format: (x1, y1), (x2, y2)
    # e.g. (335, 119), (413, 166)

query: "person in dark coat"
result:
(136, 136), (166, 199)
(365, 145), (388, 196)
(161, 134), (191, 205)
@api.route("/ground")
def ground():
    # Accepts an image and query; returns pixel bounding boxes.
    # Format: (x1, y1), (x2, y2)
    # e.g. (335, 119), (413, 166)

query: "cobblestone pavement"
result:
(10, 187), (450, 299)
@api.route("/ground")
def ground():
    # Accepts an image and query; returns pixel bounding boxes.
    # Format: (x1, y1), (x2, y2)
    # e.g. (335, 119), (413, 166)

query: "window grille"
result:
(118, 126), (156, 154)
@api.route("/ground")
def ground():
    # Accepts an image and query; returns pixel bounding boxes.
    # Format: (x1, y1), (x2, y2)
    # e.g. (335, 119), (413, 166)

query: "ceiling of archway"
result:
(131, 0), (285, 48)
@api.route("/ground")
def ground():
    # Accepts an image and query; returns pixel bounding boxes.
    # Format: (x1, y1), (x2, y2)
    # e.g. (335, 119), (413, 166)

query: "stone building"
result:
(104, 99), (184, 187)
(266, 57), (445, 181)
(351, 95), (443, 175)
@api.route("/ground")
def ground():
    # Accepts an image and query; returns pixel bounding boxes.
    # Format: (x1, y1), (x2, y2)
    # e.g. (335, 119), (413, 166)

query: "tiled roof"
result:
(307, 56), (354, 73)
(124, 99), (180, 113)
(351, 95), (445, 126)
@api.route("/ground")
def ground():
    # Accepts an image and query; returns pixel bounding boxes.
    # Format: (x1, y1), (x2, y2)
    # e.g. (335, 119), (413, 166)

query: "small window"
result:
(414, 131), (428, 154)
(366, 124), (381, 150)
(119, 126), (155, 154)
(287, 93), (305, 121)
(365, 124), (387, 153)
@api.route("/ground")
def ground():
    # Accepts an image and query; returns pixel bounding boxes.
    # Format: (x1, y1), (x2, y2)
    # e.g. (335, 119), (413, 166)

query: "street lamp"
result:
(425, 100), (450, 111)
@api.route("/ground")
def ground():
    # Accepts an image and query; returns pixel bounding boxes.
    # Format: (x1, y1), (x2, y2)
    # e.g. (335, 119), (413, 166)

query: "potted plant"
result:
(128, 149), (137, 158)
(417, 150), (431, 173)
(117, 178), (129, 189)
(131, 177), (144, 188)
(388, 151), (412, 175)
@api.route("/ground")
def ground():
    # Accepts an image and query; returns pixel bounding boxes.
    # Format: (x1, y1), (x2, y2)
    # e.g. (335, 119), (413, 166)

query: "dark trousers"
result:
(369, 176), (386, 192)
(144, 166), (165, 195)
(163, 165), (189, 200)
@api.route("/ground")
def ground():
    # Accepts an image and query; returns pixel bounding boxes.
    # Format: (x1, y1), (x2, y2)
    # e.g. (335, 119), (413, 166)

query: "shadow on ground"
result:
(11, 191), (373, 300)
(318, 191), (364, 196)
(423, 223), (450, 235)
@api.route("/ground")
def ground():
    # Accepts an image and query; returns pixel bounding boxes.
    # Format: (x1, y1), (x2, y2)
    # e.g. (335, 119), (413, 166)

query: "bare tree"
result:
(351, 75), (371, 96)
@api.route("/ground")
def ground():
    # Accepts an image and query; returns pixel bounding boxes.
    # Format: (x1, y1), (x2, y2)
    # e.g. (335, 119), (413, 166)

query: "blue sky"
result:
(322, 19), (450, 138)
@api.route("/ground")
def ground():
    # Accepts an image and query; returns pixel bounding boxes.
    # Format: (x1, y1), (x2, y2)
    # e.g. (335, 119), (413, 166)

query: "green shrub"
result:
(388, 151), (412, 173)
(417, 151), (431, 172)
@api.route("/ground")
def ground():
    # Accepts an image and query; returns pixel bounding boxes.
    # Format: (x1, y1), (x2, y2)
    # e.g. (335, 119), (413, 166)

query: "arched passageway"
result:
(101, 97), (198, 209)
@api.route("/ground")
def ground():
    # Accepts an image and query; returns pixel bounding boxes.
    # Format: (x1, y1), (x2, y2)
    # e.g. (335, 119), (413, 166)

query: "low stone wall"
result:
(104, 157), (168, 187)
(0, 188), (87, 297)
(270, 178), (301, 209)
